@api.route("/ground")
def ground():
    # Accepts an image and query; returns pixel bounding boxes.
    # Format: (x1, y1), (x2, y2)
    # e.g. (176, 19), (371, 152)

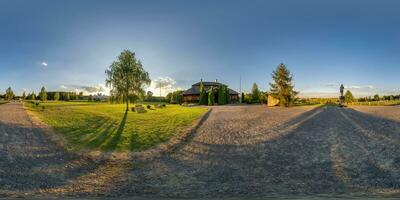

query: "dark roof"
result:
(182, 83), (239, 95)
(192, 82), (226, 87)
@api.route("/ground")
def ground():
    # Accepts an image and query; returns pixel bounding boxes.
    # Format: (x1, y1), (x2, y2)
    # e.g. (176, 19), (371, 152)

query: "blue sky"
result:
(1, 0), (400, 97)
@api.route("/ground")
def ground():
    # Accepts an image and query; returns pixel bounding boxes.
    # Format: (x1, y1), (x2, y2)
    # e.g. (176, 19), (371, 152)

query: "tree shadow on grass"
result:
(102, 111), (128, 151)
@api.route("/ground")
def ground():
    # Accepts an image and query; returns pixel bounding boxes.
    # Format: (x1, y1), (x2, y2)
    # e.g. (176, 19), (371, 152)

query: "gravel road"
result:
(125, 105), (400, 198)
(1, 103), (400, 198)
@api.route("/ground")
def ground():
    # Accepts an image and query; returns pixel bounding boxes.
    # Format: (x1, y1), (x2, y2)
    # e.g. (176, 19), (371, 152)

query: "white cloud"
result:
(41, 62), (48, 67)
(148, 76), (181, 96)
(345, 85), (361, 89)
(60, 85), (68, 89)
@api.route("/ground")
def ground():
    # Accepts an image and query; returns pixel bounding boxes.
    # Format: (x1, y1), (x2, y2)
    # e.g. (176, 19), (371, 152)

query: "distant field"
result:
(26, 101), (207, 151)
(348, 100), (400, 106)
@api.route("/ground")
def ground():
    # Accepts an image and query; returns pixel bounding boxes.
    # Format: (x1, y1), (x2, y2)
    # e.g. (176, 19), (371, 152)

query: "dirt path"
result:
(126, 105), (400, 198)
(0, 102), (114, 197)
(1, 103), (400, 198)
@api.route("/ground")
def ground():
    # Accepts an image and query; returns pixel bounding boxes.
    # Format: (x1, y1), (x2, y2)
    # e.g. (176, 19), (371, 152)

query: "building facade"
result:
(182, 80), (239, 103)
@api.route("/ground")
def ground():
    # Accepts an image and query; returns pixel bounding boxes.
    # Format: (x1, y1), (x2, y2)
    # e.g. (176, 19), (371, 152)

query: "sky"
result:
(1, 0), (400, 97)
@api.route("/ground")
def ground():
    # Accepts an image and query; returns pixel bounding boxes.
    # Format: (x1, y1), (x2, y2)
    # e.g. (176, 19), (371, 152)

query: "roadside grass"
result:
(0, 101), (8, 105)
(26, 101), (207, 152)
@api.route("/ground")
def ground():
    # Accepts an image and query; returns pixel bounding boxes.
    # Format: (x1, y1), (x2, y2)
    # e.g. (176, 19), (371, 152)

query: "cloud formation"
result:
(41, 62), (48, 67)
(148, 76), (181, 96)
(80, 85), (106, 93)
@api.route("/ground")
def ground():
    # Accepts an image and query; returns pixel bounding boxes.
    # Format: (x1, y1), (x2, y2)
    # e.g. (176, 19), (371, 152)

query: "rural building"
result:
(182, 80), (239, 103)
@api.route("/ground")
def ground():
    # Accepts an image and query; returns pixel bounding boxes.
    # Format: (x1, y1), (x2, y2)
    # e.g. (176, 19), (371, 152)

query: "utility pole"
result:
(239, 74), (242, 103)
(159, 79), (162, 104)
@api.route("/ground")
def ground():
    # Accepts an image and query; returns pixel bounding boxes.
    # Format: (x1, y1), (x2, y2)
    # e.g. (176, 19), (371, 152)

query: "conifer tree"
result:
(31, 92), (36, 100)
(54, 92), (60, 101)
(208, 87), (214, 106)
(218, 85), (226, 105)
(345, 90), (355, 103)
(39, 86), (47, 101)
(269, 63), (298, 107)
(251, 83), (260, 103)
(199, 81), (207, 105)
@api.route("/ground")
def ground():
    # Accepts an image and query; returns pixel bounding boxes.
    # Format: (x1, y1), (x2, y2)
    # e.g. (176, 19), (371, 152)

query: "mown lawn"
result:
(26, 101), (207, 151)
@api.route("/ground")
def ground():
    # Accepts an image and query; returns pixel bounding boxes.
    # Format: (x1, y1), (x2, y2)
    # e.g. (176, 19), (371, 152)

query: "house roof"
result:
(182, 82), (239, 95)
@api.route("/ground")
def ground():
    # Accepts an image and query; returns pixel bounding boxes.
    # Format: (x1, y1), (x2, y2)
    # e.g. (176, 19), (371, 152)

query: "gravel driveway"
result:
(1, 103), (400, 198)
(126, 105), (400, 198)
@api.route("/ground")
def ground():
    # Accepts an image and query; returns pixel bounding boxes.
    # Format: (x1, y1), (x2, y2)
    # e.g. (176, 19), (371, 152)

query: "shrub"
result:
(131, 107), (136, 112)
(42, 106), (46, 110)
(147, 105), (151, 109)
(35, 102), (40, 106)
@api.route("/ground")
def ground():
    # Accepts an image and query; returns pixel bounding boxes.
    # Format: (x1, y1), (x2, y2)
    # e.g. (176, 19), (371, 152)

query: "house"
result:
(182, 79), (239, 103)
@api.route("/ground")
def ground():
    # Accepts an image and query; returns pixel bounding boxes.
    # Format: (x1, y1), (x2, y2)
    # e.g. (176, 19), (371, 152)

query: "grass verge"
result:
(26, 101), (207, 152)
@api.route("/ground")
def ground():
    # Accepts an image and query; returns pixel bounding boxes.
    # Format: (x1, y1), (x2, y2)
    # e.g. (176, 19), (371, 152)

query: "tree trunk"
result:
(125, 93), (129, 111)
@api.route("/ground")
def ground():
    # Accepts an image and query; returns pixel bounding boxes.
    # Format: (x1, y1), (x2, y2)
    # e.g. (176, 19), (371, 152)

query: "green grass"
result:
(26, 101), (207, 152)
(348, 100), (400, 106)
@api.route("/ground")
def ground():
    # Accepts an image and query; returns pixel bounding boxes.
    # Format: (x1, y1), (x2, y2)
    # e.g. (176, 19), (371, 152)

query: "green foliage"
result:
(65, 93), (70, 101)
(199, 81), (208, 105)
(78, 92), (84, 100)
(5, 87), (14, 101)
(218, 85), (227, 105)
(39, 86), (47, 101)
(105, 50), (151, 111)
(208, 86), (214, 106)
(225, 86), (231, 104)
(54, 92), (60, 101)
(251, 83), (260, 103)
(167, 90), (184, 104)
(373, 94), (380, 101)
(22, 91), (26, 100)
(26, 102), (207, 151)
(345, 90), (355, 103)
(259, 92), (268, 104)
(269, 63), (298, 107)
(30, 91), (36, 100)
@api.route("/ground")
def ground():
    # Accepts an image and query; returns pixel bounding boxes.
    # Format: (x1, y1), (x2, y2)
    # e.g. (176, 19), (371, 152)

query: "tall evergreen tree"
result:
(208, 87), (214, 106)
(30, 91), (36, 100)
(345, 90), (355, 103)
(199, 80), (207, 105)
(269, 63), (298, 107)
(22, 91), (26, 100)
(54, 92), (60, 101)
(39, 86), (47, 101)
(5, 87), (14, 101)
(65, 93), (70, 101)
(225, 86), (231, 104)
(251, 83), (260, 103)
(218, 85), (226, 105)
(241, 92), (245, 103)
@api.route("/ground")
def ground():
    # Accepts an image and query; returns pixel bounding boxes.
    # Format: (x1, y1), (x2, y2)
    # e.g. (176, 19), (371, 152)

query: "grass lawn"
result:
(26, 101), (207, 151)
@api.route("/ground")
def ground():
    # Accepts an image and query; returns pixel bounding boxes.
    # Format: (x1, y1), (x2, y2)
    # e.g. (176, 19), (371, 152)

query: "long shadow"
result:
(0, 122), (102, 192)
(102, 111), (128, 151)
(342, 107), (400, 141)
(127, 106), (400, 197)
